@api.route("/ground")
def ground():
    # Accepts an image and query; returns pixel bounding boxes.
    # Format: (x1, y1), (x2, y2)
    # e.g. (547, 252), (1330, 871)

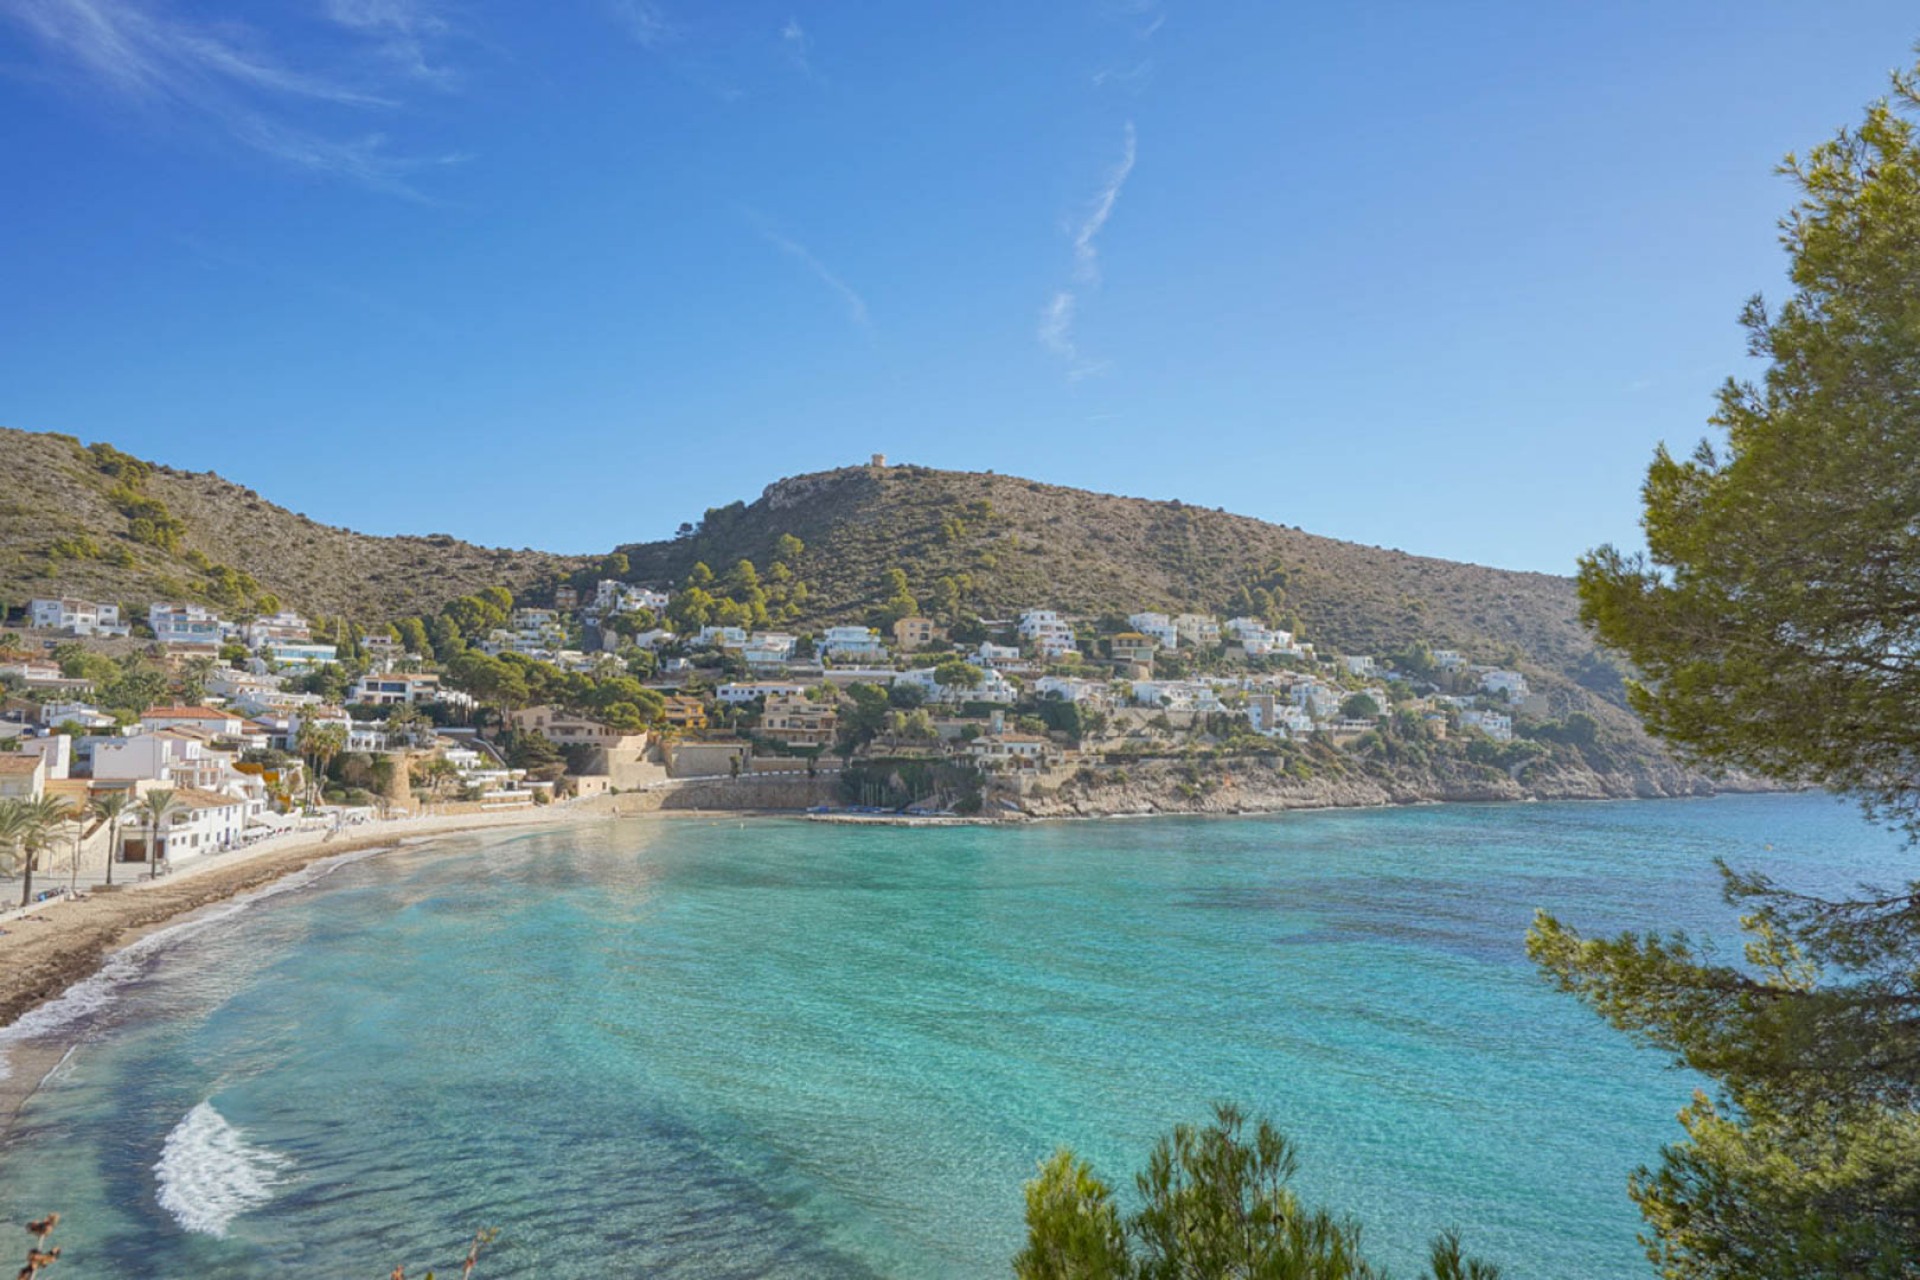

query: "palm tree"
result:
(15, 795), (73, 907)
(91, 791), (129, 887)
(179, 654), (217, 704)
(139, 788), (179, 881)
(296, 721), (347, 810)
(0, 801), (27, 901)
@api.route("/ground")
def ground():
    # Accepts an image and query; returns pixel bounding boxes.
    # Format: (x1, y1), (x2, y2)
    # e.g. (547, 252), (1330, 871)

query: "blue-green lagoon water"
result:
(1, 794), (1909, 1277)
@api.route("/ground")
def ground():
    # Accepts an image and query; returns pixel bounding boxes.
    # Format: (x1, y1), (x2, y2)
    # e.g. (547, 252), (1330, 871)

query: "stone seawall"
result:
(588, 776), (838, 816)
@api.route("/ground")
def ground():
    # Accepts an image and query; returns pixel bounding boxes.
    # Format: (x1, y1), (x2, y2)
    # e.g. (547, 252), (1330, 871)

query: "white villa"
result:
(349, 672), (445, 706)
(1035, 675), (1111, 706)
(1247, 694), (1316, 738)
(29, 597), (128, 637)
(968, 732), (1053, 769)
(1018, 609), (1079, 657)
(149, 603), (228, 646)
(39, 700), (116, 729)
(1477, 669), (1530, 699)
(974, 641), (1021, 667)
(1174, 613), (1222, 647)
(742, 632), (797, 667)
(717, 681), (810, 705)
(819, 626), (887, 661)
(1131, 680), (1224, 713)
(1128, 613), (1180, 650)
(257, 640), (338, 672)
(1458, 708), (1514, 741)
(896, 666), (1017, 705)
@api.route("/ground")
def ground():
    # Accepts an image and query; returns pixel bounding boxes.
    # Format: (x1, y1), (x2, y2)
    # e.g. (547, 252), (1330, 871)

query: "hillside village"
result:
(0, 541), (1632, 887)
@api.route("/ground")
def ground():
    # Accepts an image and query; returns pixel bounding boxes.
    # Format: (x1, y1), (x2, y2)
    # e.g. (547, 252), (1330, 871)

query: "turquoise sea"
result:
(0, 793), (1909, 1278)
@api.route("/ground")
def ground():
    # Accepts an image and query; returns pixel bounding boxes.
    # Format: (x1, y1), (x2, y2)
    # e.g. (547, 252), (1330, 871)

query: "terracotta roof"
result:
(143, 706), (235, 720)
(172, 787), (247, 810)
(0, 754), (44, 773)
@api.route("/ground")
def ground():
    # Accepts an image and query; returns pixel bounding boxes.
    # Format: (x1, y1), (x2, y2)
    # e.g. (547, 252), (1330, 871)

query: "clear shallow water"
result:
(0, 794), (1909, 1278)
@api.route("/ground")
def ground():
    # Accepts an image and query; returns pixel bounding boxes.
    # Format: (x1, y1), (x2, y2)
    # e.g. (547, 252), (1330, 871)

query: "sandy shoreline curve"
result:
(0, 807), (590, 1033)
(0, 804), (640, 1133)
(0, 796), (821, 1132)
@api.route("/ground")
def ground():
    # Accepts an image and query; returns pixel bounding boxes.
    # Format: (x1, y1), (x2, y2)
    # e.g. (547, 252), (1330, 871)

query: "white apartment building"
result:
(1131, 680), (1224, 713)
(742, 632), (797, 667)
(243, 610), (312, 650)
(18, 734), (71, 780)
(349, 672), (444, 706)
(40, 701), (116, 729)
(1035, 676), (1112, 706)
(895, 666), (1018, 705)
(1458, 708), (1514, 741)
(1225, 617), (1298, 658)
(1247, 694), (1316, 738)
(975, 642), (1022, 667)
(29, 597), (128, 637)
(149, 603), (229, 646)
(1128, 613), (1180, 650)
(208, 666), (284, 700)
(819, 626), (887, 661)
(94, 732), (243, 793)
(716, 681), (810, 705)
(1174, 613), (1222, 647)
(968, 732), (1053, 769)
(1289, 682), (1342, 721)
(256, 641), (338, 672)
(135, 788), (253, 865)
(588, 580), (671, 619)
(1019, 611), (1079, 658)
(1478, 669), (1530, 699)
(0, 753), (45, 801)
(140, 705), (247, 736)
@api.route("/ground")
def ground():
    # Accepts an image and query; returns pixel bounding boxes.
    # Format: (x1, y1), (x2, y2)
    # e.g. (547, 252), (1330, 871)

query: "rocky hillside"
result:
(0, 427), (585, 621)
(617, 461), (1627, 705)
(2, 432), (1636, 742)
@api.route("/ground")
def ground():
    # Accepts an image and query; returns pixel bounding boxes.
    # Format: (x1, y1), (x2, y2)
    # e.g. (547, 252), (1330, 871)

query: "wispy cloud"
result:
(1040, 122), (1137, 380)
(324, 0), (457, 88)
(1071, 120), (1136, 283)
(754, 220), (869, 330)
(1037, 291), (1104, 381)
(608, 0), (673, 48)
(1038, 291), (1076, 359)
(779, 16), (815, 78)
(1107, 0), (1166, 40)
(1091, 59), (1153, 93)
(2, 0), (460, 195)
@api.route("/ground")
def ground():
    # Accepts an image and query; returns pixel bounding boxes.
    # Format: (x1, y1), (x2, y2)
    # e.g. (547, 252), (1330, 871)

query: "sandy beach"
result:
(0, 806), (586, 1032)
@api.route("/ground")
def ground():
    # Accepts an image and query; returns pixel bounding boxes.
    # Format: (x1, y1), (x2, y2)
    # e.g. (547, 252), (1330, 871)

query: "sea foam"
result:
(154, 1101), (290, 1237)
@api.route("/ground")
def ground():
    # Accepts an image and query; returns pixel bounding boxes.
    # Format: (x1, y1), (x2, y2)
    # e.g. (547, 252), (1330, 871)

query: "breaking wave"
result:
(154, 1101), (290, 1237)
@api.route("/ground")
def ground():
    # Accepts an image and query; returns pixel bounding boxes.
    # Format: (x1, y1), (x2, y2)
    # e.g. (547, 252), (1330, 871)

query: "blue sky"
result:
(1, 2), (1913, 574)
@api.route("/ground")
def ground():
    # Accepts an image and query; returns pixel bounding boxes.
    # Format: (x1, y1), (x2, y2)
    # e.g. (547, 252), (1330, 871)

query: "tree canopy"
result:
(1015, 1104), (1497, 1280)
(1535, 55), (1920, 1280)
